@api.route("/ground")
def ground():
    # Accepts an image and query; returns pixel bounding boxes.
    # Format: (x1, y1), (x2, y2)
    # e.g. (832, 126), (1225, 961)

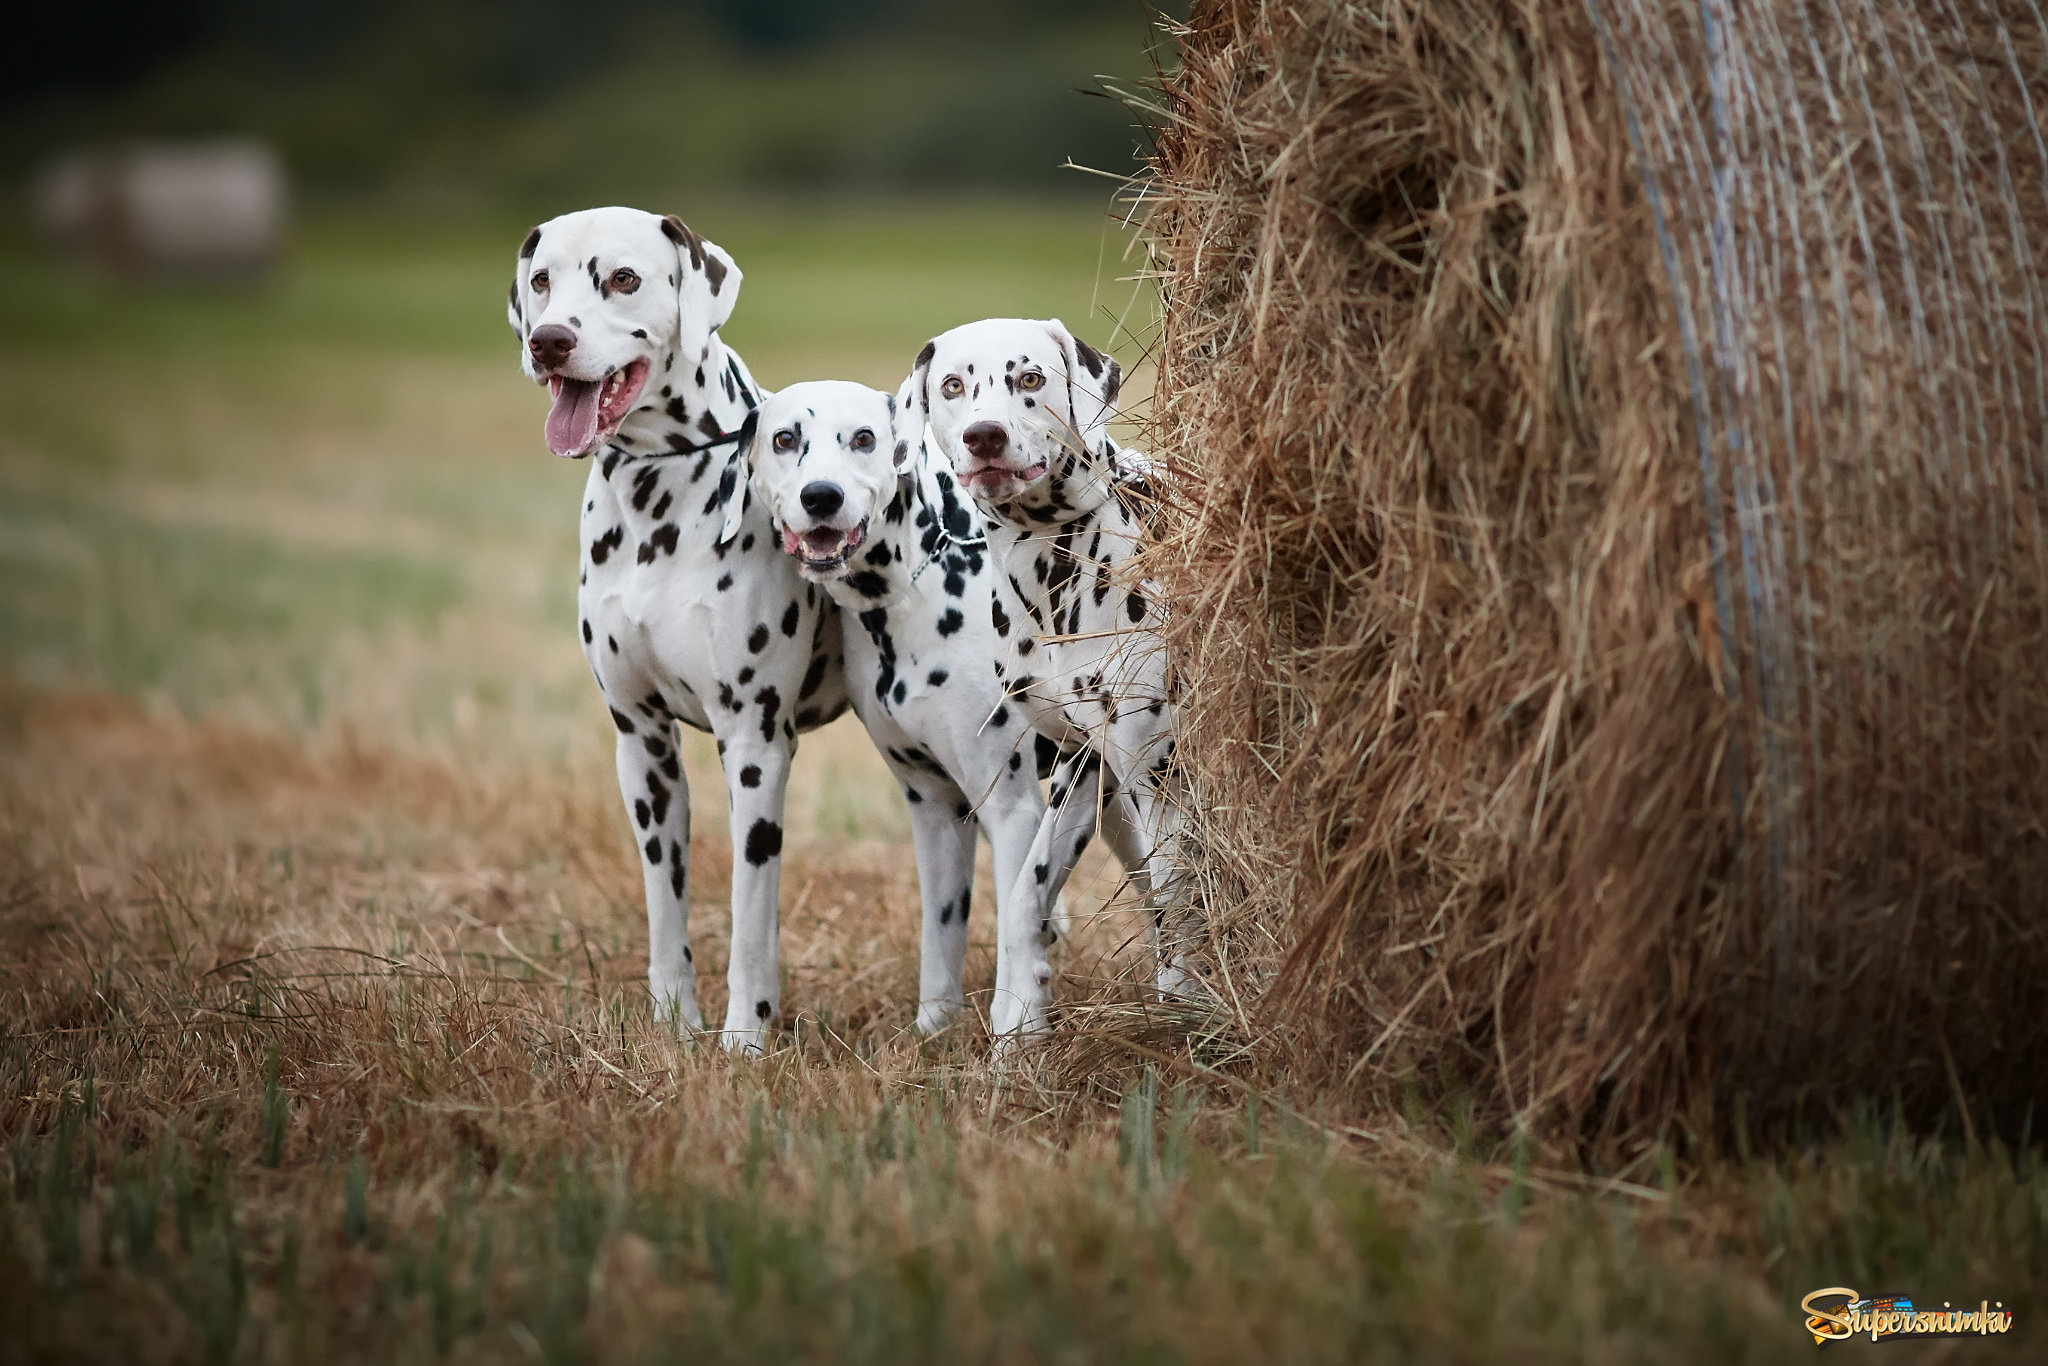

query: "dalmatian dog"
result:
(904, 319), (1201, 1011)
(739, 379), (1144, 1038)
(507, 206), (850, 1053)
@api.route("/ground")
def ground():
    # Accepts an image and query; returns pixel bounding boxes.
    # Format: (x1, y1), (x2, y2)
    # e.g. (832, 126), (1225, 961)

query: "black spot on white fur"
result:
(744, 819), (783, 866)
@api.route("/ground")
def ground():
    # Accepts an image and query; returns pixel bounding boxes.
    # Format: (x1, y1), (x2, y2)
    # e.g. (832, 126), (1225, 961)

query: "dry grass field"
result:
(2, 202), (2042, 1363)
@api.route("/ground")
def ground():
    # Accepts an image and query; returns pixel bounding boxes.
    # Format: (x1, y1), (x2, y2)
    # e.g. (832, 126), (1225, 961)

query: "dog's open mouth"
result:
(960, 460), (1049, 493)
(543, 358), (651, 458)
(781, 521), (867, 574)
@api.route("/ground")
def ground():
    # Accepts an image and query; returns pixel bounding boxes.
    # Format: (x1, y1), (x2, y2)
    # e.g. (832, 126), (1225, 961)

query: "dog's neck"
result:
(830, 449), (987, 617)
(607, 333), (758, 464)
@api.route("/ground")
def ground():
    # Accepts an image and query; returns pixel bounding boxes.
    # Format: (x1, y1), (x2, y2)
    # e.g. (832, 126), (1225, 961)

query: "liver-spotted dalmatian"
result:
(904, 319), (1203, 1022)
(507, 205), (851, 1053)
(738, 380), (1145, 1040)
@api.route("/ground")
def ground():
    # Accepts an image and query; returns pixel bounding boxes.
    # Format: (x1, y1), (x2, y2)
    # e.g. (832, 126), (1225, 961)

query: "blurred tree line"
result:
(6, 0), (1180, 207)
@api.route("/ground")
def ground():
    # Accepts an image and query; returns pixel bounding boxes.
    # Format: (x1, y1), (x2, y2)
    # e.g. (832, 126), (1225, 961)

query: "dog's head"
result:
(904, 317), (1122, 505)
(742, 381), (908, 580)
(507, 206), (741, 459)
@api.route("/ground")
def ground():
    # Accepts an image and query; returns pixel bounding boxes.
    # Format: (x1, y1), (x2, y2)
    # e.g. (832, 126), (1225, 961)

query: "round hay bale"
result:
(1145, 0), (2048, 1151)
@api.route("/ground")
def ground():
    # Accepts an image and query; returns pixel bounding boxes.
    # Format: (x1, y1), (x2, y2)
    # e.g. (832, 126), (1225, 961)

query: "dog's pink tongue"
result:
(545, 378), (602, 457)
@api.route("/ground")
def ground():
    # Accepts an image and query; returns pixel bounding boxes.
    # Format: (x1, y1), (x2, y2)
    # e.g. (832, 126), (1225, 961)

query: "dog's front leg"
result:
(1091, 777), (1150, 892)
(615, 726), (701, 1032)
(992, 749), (1106, 1040)
(716, 732), (794, 1053)
(1102, 731), (1198, 1000)
(981, 787), (1058, 1044)
(1005, 749), (1103, 915)
(903, 785), (976, 1035)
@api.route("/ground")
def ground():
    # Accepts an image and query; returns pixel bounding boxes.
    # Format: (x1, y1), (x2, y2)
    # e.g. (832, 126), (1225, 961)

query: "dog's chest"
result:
(992, 505), (1154, 731)
(842, 561), (979, 710)
(577, 455), (825, 707)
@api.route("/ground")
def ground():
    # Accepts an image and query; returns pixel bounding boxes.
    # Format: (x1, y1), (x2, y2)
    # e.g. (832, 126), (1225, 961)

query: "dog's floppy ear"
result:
(662, 214), (742, 369)
(1045, 318), (1123, 456)
(734, 406), (763, 469)
(890, 375), (919, 472)
(510, 224), (541, 353)
(716, 407), (761, 546)
(886, 381), (922, 507)
(903, 338), (937, 434)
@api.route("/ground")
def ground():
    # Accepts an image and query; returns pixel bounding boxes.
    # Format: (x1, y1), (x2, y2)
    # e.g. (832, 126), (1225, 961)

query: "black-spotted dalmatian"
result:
(738, 380), (1145, 1038)
(507, 206), (850, 1052)
(904, 318), (1200, 1005)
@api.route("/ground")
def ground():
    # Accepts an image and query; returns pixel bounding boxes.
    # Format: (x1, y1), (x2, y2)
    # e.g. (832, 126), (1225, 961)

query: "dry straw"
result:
(1141, 0), (2048, 1154)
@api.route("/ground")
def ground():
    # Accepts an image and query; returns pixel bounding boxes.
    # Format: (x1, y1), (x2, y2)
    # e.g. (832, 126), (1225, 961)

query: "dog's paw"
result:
(915, 999), (964, 1037)
(720, 1028), (769, 1056)
(720, 999), (777, 1054)
(650, 979), (703, 1036)
(1153, 957), (1203, 1001)
(988, 979), (1051, 1042)
(988, 1020), (1052, 1067)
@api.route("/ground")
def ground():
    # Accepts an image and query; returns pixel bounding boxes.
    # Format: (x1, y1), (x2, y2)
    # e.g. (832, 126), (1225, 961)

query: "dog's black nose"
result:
(799, 481), (844, 517)
(962, 421), (1009, 459)
(528, 323), (577, 368)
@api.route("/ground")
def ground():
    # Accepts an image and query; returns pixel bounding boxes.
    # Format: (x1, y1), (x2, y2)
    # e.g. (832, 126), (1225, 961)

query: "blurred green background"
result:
(0, 1), (1171, 834)
(5, 0), (1176, 208)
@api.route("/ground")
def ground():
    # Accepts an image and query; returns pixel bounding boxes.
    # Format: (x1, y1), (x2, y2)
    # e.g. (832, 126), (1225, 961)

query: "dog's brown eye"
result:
(530, 270), (549, 292)
(940, 376), (965, 399)
(609, 268), (640, 293)
(1017, 371), (1045, 391)
(851, 428), (875, 452)
(773, 429), (799, 453)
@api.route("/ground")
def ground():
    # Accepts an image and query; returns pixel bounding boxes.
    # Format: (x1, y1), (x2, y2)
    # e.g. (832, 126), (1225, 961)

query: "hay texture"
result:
(1145, 0), (2048, 1150)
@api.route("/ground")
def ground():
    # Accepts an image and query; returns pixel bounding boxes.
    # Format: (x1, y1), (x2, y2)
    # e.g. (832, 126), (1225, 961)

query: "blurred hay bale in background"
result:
(33, 140), (286, 281)
(1145, 0), (2048, 1154)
